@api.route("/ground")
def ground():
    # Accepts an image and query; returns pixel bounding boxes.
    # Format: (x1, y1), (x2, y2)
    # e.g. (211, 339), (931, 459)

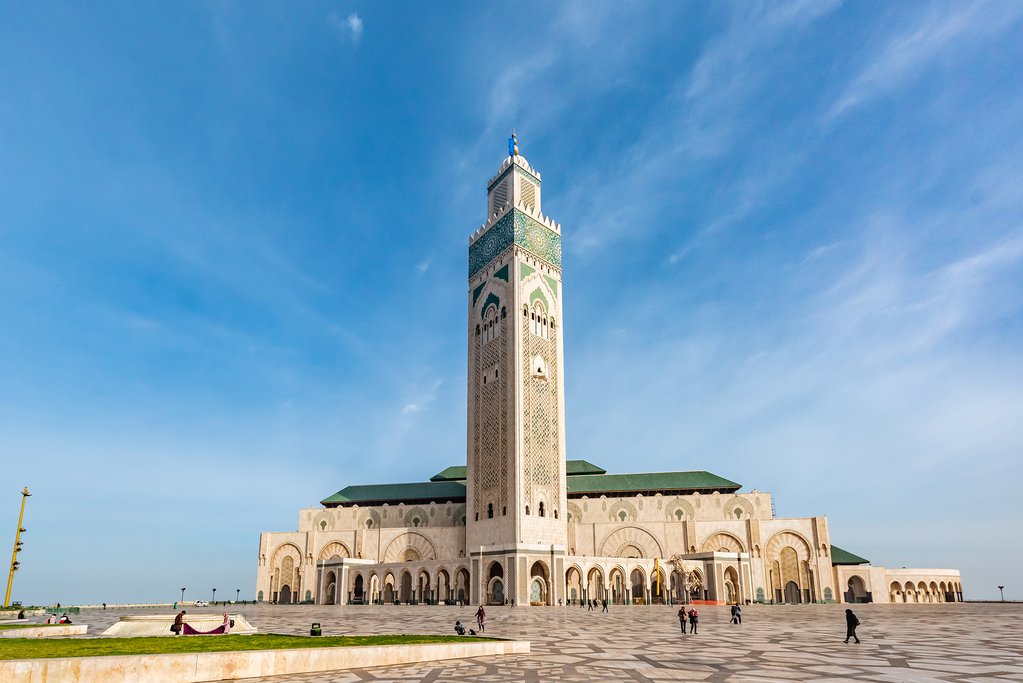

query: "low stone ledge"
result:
(0, 638), (530, 682)
(0, 624), (88, 638)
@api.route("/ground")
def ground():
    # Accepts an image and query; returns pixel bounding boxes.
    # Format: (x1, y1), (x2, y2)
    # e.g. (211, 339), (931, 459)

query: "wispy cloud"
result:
(330, 12), (363, 42)
(828, 0), (1023, 120)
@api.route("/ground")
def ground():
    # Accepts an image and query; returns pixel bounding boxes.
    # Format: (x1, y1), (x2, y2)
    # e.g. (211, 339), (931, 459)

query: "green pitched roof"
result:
(567, 471), (740, 496)
(430, 459), (608, 482)
(321, 481), (466, 507)
(567, 459), (606, 475)
(830, 544), (869, 565)
(429, 466), (467, 482)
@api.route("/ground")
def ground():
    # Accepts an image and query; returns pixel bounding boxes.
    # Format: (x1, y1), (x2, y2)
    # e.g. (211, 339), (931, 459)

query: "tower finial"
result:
(512, 129), (518, 156)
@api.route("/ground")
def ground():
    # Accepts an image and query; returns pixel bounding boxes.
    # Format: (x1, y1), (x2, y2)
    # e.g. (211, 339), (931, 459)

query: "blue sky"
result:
(1, 1), (1021, 604)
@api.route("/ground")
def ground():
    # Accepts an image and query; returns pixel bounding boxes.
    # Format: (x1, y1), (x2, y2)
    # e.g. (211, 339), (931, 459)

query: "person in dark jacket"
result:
(172, 610), (186, 636)
(677, 605), (688, 634)
(730, 603), (742, 624)
(688, 607), (699, 634)
(844, 609), (861, 643)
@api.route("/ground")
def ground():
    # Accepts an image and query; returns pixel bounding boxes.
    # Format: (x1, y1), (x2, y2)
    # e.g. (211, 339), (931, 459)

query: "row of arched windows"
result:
(524, 303), (554, 339)
(477, 306), (506, 344)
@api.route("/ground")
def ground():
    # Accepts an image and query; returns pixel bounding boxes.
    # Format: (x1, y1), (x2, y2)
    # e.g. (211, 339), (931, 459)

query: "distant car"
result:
(194, 600), (208, 607)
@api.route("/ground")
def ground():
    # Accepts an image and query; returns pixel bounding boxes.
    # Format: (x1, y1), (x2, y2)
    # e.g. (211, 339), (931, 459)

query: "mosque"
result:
(256, 139), (962, 608)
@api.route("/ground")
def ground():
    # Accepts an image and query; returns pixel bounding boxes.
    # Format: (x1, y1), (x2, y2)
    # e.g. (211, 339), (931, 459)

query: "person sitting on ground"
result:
(58, 614), (72, 624)
(17, 609), (25, 619)
(171, 610), (186, 636)
(45, 614), (55, 624)
(454, 620), (465, 635)
(468, 628), (476, 636)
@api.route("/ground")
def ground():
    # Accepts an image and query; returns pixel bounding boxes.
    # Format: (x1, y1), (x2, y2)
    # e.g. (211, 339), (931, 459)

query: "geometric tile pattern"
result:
(469, 209), (561, 278)
(55, 603), (1023, 682)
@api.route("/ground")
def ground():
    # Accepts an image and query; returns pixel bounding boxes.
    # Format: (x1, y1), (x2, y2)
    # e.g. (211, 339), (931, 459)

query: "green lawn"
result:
(0, 634), (490, 660)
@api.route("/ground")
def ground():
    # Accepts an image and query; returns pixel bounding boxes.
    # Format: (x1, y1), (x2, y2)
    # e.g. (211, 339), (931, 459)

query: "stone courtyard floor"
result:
(63, 602), (1023, 682)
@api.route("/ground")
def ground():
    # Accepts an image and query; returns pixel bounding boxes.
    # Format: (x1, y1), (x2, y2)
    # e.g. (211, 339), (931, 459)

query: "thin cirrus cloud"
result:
(330, 12), (363, 41)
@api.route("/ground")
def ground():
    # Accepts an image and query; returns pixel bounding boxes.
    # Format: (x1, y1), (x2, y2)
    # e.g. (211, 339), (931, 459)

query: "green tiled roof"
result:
(830, 545), (869, 565)
(567, 471), (740, 496)
(567, 459), (606, 475)
(430, 459), (608, 482)
(329, 466), (740, 507)
(429, 466), (467, 482)
(321, 481), (466, 507)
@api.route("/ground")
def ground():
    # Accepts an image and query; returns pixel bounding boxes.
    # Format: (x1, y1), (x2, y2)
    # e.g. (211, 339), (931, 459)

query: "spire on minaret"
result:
(511, 129), (518, 157)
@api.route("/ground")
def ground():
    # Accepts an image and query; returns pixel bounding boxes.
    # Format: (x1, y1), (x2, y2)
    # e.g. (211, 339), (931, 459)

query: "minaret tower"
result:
(466, 134), (568, 606)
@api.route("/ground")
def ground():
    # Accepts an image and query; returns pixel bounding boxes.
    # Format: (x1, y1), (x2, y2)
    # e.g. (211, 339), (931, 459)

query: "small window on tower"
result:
(525, 505), (530, 515)
(487, 503), (494, 519)
(539, 502), (545, 517)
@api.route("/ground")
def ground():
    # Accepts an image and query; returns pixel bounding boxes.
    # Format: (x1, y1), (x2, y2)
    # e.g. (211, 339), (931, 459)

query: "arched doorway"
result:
(399, 571), (413, 603)
(588, 567), (605, 604)
(784, 581), (800, 604)
(324, 570), (337, 604)
(488, 562), (505, 605)
(846, 575), (868, 603)
(437, 569), (451, 604)
(566, 567), (582, 604)
(609, 567), (626, 605)
(530, 561), (550, 605)
(279, 585), (292, 604)
(383, 573), (395, 603)
(456, 567), (470, 604)
(723, 567), (738, 604)
(418, 570), (431, 604)
(650, 567), (667, 604)
(353, 575), (364, 603)
(630, 568), (645, 604)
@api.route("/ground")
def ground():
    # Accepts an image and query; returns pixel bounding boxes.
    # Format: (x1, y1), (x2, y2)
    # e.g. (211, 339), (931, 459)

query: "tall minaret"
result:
(466, 134), (568, 606)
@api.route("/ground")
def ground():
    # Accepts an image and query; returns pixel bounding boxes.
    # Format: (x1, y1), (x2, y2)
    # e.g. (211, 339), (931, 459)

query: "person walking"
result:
(730, 603), (742, 624)
(688, 607), (699, 634)
(601, 598), (608, 613)
(475, 605), (486, 632)
(677, 605), (688, 634)
(844, 609), (861, 643)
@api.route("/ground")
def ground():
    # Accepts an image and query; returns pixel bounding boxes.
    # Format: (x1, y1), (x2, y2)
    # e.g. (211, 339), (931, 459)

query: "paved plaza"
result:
(57, 602), (1023, 682)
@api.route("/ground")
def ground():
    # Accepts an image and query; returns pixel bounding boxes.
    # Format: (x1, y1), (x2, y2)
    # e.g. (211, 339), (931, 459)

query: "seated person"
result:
(59, 614), (72, 624)
(454, 620), (465, 635)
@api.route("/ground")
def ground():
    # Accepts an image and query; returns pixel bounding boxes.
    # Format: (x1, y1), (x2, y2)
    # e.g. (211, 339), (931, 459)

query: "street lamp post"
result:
(180, 587), (186, 604)
(236, 588), (240, 603)
(998, 585), (1005, 602)
(212, 588), (216, 604)
(4, 487), (31, 608)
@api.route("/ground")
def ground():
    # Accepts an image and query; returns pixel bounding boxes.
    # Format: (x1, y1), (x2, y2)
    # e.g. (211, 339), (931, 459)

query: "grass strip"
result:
(0, 623), (64, 630)
(0, 633), (492, 660)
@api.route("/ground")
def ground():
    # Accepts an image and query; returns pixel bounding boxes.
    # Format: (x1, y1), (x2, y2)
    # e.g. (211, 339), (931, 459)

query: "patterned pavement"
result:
(61, 602), (1023, 682)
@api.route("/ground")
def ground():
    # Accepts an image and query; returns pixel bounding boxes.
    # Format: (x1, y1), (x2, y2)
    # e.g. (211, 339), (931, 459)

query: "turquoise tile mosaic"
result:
(468, 209), (562, 278)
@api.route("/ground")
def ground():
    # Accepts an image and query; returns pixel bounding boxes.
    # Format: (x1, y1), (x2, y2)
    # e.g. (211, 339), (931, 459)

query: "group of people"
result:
(675, 603), (862, 644)
(44, 613), (72, 624)
(453, 605), (487, 636)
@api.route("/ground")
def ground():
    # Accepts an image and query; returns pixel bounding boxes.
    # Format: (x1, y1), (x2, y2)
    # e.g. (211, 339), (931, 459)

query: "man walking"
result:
(601, 598), (608, 613)
(844, 609), (861, 643)
(730, 603), (742, 624)
(677, 605), (687, 634)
